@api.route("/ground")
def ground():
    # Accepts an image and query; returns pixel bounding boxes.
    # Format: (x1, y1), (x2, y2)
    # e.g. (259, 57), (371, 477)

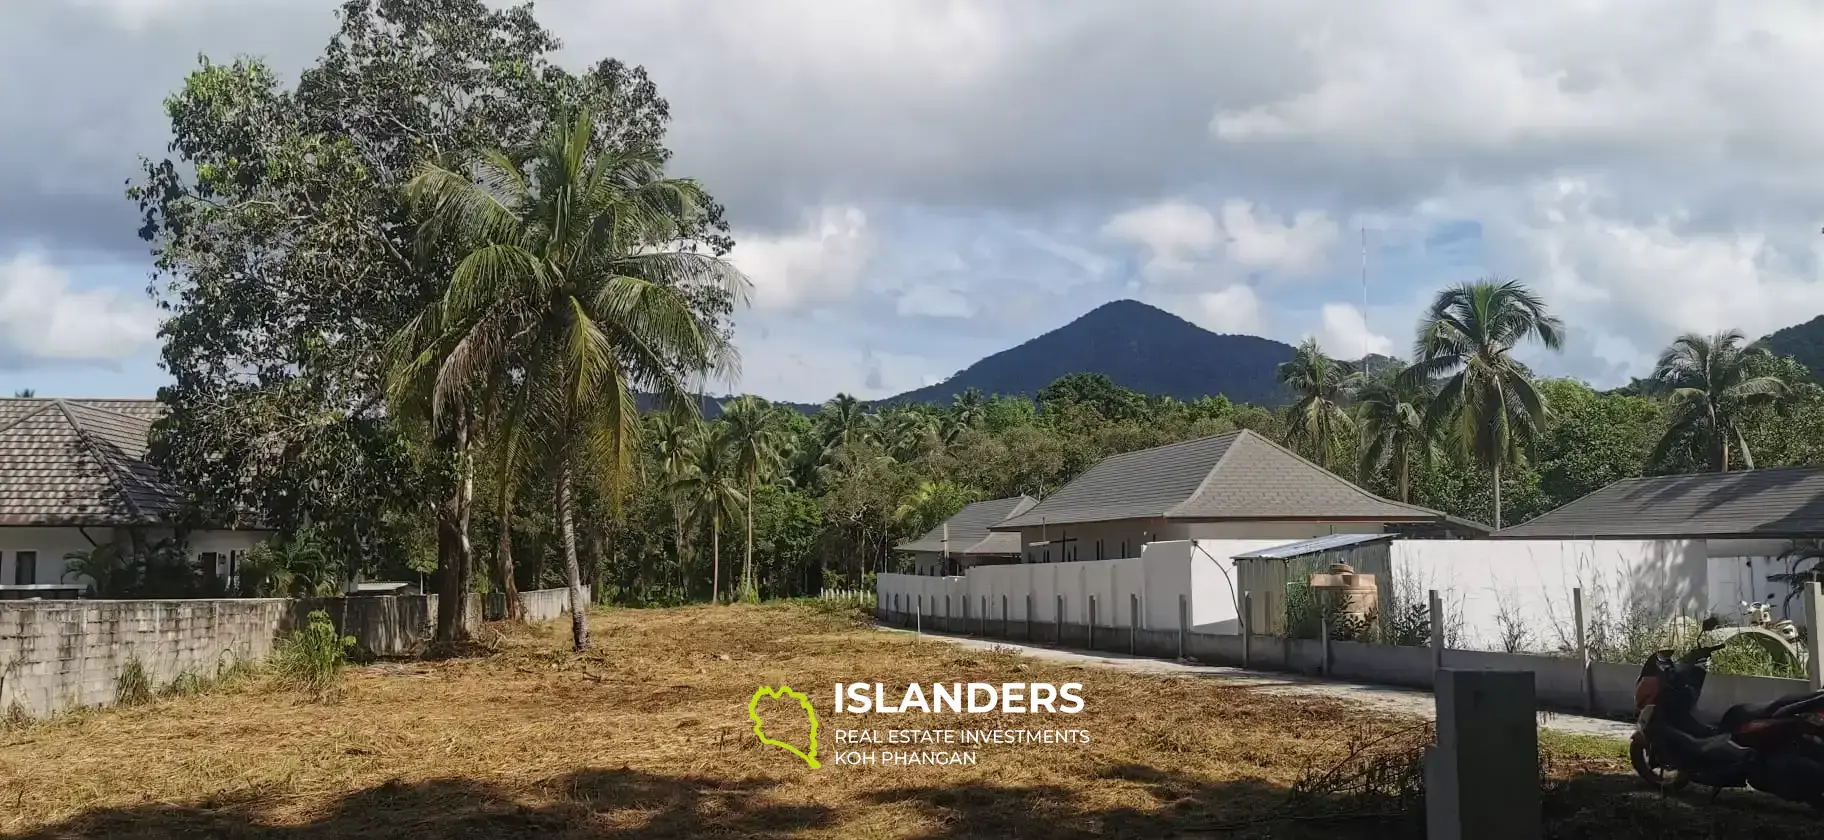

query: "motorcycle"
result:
(1630, 619), (1824, 807)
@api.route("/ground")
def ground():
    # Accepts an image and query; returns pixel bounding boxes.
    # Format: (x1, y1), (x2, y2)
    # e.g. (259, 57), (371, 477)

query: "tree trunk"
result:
(744, 474), (756, 602)
(711, 518), (722, 605)
(675, 503), (687, 598)
(1396, 452), (1410, 504)
(1718, 437), (1731, 473)
(556, 463), (590, 651)
(497, 488), (521, 621)
(435, 410), (474, 644)
(1492, 459), (1503, 531)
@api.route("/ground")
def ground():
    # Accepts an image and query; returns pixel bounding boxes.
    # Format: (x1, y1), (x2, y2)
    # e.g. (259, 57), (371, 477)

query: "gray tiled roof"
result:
(898, 495), (1039, 555)
(994, 429), (1455, 529)
(1493, 467), (1824, 539)
(0, 399), (179, 526)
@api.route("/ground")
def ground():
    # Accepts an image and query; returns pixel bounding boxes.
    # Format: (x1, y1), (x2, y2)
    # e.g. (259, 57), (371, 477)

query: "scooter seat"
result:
(1658, 724), (1757, 767)
(1721, 691), (1824, 729)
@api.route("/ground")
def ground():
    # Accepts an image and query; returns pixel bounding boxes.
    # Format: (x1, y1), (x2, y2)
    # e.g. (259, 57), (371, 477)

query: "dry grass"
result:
(0, 602), (1815, 839)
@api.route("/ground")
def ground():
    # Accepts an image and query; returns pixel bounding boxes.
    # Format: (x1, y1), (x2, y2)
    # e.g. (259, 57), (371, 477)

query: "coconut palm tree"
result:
(721, 396), (786, 602)
(819, 394), (871, 452)
(675, 421), (746, 603)
(1404, 279), (1564, 529)
(647, 410), (698, 592)
(63, 542), (126, 597)
(1277, 338), (1354, 470)
(1649, 330), (1788, 472)
(391, 111), (746, 650)
(950, 388), (986, 429)
(1355, 366), (1436, 503)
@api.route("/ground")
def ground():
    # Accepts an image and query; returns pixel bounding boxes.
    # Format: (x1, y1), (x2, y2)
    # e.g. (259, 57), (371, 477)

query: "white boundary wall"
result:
(877, 539), (1286, 635)
(1390, 539), (1708, 651)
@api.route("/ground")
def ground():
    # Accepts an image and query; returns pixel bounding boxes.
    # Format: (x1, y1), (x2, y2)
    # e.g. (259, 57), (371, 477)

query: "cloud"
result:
(727, 206), (874, 312)
(1178, 284), (1266, 336)
(1310, 303), (1394, 360)
(896, 286), (975, 319)
(0, 253), (158, 368)
(1101, 198), (1338, 283)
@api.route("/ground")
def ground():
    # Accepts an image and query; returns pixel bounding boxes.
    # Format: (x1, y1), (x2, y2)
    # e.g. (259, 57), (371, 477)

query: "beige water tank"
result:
(1308, 562), (1379, 620)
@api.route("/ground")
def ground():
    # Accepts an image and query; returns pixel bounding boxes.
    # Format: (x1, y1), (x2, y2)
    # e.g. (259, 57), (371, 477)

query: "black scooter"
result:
(1631, 622), (1824, 808)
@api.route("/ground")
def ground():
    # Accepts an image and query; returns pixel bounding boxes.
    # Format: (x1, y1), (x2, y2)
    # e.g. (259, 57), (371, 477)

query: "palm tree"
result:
(393, 111), (746, 650)
(648, 411), (698, 592)
(819, 394), (871, 452)
(950, 388), (986, 429)
(1404, 279), (1565, 529)
(675, 421), (746, 603)
(721, 396), (786, 602)
(1649, 330), (1788, 472)
(1355, 366), (1436, 503)
(1277, 338), (1354, 469)
(63, 542), (126, 597)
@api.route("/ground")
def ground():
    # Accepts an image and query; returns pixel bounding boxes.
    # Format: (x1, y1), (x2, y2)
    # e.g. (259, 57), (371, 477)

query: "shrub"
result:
(274, 610), (356, 699)
(115, 660), (152, 707)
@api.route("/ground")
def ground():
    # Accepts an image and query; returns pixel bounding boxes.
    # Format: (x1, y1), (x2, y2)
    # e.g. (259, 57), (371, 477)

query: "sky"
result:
(6, 0), (1824, 403)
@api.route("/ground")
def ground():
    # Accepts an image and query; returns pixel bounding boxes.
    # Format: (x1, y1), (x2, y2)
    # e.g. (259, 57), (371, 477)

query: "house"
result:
(896, 495), (1039, 576)
(989, 429), (1483, 563)
(1493, 466), (1824, 619)
(0, 398), (272, 596)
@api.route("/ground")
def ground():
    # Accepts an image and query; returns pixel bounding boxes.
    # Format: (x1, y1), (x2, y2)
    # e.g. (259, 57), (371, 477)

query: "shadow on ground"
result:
(10, 763), (1820, 839)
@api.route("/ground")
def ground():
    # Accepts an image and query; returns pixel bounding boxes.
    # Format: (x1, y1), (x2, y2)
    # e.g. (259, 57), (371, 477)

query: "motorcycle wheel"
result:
(1630, 737), (1690, 791)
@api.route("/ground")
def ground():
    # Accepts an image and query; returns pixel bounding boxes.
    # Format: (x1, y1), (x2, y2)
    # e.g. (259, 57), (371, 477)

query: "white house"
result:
(0, 398), (271, 596)
(896, 495), (1039, 576)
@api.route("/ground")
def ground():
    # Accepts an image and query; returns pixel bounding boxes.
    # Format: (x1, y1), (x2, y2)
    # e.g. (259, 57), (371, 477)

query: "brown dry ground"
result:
(0, 601), (1818, 839)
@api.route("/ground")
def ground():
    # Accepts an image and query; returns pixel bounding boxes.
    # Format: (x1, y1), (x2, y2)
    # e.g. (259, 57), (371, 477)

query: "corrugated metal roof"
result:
(1232, 532), (1396, 560)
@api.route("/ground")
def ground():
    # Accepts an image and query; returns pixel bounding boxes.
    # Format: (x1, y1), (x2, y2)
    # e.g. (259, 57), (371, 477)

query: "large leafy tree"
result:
(1404, 279), (1565, 529)
(395, 110), (746, 649)
(1649, 330), (1789, 472)
(132, 0), (735, 637)
(1277, 339), (1354, 470)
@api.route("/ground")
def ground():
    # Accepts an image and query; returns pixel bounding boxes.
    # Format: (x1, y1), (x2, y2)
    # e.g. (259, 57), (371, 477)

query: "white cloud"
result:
(727, 205), (874, 312)
(1177, 284), (1266, 336)
(1101, 199), (1337, 283)
(0, 252), (157, 368)
(1099, 200), (1218, 277)
(1310, 302), (1393, 360)
(718, 317), (948, 402)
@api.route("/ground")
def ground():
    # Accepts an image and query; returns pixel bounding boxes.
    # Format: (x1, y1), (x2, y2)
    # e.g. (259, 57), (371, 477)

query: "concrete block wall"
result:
(0, 588), (576, 720)
(485, 587), (577, 623)
(0, 599), (291, 718)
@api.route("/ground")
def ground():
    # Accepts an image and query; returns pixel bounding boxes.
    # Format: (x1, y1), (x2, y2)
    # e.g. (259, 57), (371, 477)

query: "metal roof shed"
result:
(1233, 533), (1396, 637)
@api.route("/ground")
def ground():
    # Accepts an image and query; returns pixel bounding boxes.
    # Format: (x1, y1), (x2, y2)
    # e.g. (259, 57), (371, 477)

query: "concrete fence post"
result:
(1130, 592), (1140, 654)
(1002, 594), (1009, 638)
(1025, 594), (1033, 641)
(1429, 589), (1444, 680)
(1242, 591), (1253, 669)
(1088, 595), (1097, 650)
(1320, 610), (1332, 677)
(1177, 592), (1187, 660)
(1573, 587), (1593, 711)
(1055, 594), (1064, 646)
(1806, 581), (1823, 692)
(1426, 669), (1542, 840)
(916, 594), (923, 638)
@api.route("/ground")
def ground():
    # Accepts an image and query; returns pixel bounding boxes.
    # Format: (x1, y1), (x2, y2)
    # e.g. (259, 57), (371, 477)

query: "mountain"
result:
(1758, 315), (1824, 381)
(878, 299), (1299, 407)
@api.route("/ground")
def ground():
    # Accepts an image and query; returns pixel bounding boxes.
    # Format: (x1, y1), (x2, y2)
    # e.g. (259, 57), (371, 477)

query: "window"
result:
(1120, 540), (1129, 558)
(1095, 540), (1104, 561)
(229, 551), (244, 593)
(15, 551), (36, 586)
(1044, 548), (1051, 563)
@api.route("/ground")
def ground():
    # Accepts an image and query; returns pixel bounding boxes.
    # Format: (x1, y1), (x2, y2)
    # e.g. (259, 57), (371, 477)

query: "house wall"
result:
(1703, 538), (1816, 623)
(0, 527), (109, 587)
(0, 527), (274, 592)
(1010, 519), (1384, 564)
(876, 538), (1287, 635)
(1390, 539), (1708, 651)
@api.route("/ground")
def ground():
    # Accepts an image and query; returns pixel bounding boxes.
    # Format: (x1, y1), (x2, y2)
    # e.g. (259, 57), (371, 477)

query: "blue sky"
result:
(7, 1), (1824, 404)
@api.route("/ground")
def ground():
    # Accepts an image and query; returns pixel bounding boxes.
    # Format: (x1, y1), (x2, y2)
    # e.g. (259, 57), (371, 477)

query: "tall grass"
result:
(273, 610), (356, 699)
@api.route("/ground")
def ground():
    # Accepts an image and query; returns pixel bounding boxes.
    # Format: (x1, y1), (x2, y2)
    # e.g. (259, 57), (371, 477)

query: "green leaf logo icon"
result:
(748, 685), (821, 769)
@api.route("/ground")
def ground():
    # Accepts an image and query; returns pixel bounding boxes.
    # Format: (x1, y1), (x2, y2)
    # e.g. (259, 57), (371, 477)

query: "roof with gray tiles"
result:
(1493, 467), (1824, 539)
(898, 495), (1039, 555)
(993, 429), (1459, 529)
(0, 399), (178, 526)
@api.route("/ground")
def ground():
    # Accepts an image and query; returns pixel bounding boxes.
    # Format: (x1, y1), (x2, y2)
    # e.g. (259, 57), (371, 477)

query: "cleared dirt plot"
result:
(0, 602), (1817, 838)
